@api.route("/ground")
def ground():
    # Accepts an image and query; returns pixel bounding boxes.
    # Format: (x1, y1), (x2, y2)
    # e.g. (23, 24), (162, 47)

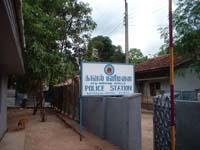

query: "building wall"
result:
(175, 68), (200, 91)
(0, 75), (8, 139)
(82, 94), (141, 150)
(141, 79), (169, 97)
(137, 68), (200, 97)
(7, 89), (16, 107)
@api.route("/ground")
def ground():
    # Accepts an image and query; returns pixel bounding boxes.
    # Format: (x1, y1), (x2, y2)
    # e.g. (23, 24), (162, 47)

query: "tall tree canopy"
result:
(129, 48), (147, 64)
(174, 0), (200, 72)
(174, 0), (200, 54)
(87, 36), (125, 62)
(110, 45), (125, 63)
(159, 0), (200, 72)
(20, 0), (96, 93)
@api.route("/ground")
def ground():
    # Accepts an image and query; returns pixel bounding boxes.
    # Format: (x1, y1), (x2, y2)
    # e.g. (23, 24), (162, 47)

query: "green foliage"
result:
(175, 67), (187, 77)
(159, 0), (200, 73)
(87, 36), (115, 61)
(87, 36), (125, 62)
(129, 48), (147, 64)
(110, 46), (125, 63)
(20, 0), (96, 93)
(174, 0), (200, 59)
(157, 45), (169, 56)
(87, 36), (147, 64)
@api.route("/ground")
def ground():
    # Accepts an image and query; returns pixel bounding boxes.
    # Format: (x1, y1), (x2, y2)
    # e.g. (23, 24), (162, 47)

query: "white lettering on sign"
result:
(81, 62), (134, 96)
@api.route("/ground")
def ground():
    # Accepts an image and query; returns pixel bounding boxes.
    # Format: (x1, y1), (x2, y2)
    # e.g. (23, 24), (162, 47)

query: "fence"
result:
(49, 77), (142, 150)
(51, 76), (80, 121)
(143, 90), (197, 109)
(153, 95), (200, 150)
(153, 96), (171, 150)
(175, 91), (197, 101)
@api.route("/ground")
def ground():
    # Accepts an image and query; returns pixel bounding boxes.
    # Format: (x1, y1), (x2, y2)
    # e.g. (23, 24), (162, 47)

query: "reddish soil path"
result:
(0, 108), (153, 150)
(0, 108), (120, 150)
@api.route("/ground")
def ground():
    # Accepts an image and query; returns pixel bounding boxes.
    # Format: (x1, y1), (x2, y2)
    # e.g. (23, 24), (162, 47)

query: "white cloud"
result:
(82, 0), (173, 56)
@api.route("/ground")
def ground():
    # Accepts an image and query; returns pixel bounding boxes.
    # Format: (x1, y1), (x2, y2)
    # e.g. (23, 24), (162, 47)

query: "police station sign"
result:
(81, 62), (134, 96)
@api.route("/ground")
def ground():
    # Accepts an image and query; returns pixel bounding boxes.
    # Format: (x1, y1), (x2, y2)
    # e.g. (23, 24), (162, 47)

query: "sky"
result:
(81, 0), (176, 56)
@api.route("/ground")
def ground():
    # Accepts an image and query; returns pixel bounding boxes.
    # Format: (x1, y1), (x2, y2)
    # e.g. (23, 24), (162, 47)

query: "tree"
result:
(110, 45), (125, 63)
(21, 0), (96, 119)
(129, 48), (147, 64)
(22, 0), (96, 92)
(157, 45), (169, 56)
(159, 0), (200, 72)
(87, 36), (115, 62)
(87, 36), (126, 62)
(174, 0), (200, 69)
(58, 0), (96, 65)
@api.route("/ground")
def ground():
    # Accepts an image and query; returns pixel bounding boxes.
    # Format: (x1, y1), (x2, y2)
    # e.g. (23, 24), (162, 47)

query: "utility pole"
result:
(125, 0), (129, 64)
(169, 0), (176, 149)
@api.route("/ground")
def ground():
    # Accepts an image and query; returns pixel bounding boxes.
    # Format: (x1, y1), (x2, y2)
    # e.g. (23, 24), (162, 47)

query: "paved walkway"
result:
(0, 109), (119, 150)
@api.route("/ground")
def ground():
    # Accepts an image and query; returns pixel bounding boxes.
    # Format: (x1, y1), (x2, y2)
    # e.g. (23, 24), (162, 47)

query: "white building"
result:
(135, 55), (200, 107)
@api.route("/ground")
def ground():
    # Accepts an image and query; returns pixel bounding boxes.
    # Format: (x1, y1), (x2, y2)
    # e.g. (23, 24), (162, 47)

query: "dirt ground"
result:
(0, 109), (153, 150)
(142, 112), (153, 150)
(0, 108), (120, 150)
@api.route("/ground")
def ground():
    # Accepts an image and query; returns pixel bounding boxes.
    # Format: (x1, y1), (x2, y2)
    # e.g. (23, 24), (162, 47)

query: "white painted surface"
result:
(81, 63), (134, 96)
(142, 79), (170, 96)
(137, 68), (200, 98)
(175, 68), (200, 91)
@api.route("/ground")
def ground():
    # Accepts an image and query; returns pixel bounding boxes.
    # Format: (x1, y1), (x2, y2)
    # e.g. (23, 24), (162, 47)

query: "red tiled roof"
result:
(135, 55), (183, 73)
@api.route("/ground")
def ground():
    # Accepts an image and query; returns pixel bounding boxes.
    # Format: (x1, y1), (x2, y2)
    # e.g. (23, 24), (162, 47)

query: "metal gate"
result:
(153, 96), (171, 150)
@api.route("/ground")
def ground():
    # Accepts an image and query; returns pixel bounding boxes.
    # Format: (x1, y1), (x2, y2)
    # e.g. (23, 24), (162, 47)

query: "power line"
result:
(129, 24), (167, 27)
(106, 22), (124, 36)
(129, 4), (167, 21)
(94, 1), (168, 40)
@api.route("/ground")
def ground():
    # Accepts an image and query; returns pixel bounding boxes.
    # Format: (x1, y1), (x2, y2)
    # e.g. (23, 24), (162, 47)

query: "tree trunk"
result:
(40, 80), (46, 122)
